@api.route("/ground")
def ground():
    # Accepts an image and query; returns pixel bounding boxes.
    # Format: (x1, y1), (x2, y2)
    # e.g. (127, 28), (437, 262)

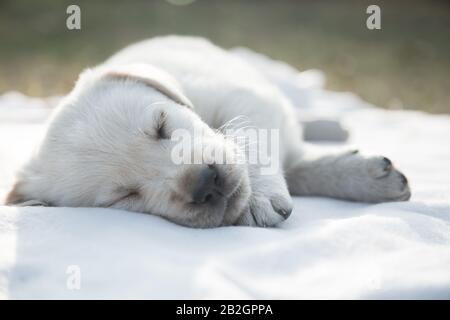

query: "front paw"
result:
(236, 191), (293, 227)
(343, 152), (411, 203)
(234, 165), (294, 227)
(365, 156), (411, 202)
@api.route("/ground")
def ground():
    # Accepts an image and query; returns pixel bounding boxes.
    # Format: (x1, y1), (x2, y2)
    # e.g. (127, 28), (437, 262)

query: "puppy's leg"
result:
(285, 149), (411, 203)
(301, 119), (349, 142)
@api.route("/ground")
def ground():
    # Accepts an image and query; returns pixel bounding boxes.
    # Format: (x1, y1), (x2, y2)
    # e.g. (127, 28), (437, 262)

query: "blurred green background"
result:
(0, 0), (449, 113)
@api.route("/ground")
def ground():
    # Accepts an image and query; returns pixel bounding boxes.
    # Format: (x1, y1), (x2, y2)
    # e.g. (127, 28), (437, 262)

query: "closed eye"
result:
(155, 111), (169, 139)
(107, 188), (140, 207)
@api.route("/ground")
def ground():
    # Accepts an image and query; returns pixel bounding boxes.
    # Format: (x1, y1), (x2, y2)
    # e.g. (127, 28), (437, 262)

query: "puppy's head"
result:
(5, 64), (250, 228)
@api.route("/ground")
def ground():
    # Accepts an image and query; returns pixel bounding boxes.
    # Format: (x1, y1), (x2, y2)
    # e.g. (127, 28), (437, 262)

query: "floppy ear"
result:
(4, 181), (47, 206)
(100, 64), (194, 109)
(4, 181), (24, 204)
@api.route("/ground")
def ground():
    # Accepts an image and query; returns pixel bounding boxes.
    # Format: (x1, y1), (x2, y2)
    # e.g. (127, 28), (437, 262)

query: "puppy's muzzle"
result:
(191, 165), (223, 204)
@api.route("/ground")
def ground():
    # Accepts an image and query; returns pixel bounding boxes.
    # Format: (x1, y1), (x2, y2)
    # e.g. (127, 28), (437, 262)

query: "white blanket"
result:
(1, 54), (450, 299)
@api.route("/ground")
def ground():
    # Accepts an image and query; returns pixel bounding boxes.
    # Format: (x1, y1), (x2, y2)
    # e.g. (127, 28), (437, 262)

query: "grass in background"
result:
(0, 0), (449, 113)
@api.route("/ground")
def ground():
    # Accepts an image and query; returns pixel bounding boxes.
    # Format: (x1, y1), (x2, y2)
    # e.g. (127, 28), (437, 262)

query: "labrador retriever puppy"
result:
(4, 36), (411, 227)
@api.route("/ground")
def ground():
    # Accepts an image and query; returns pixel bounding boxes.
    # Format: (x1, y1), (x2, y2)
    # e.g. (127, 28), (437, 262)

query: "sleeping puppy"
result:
(4, 36), (411, 227)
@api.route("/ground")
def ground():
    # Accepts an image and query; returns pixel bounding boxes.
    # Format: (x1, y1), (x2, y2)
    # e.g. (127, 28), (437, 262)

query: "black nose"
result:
(191, 165), (222, 204)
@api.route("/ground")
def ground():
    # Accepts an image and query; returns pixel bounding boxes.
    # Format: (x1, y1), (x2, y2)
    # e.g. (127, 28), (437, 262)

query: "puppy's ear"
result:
(100, 64), (194, 109)
(4, 181), (47, 207)
(4, 181), (24, 205)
